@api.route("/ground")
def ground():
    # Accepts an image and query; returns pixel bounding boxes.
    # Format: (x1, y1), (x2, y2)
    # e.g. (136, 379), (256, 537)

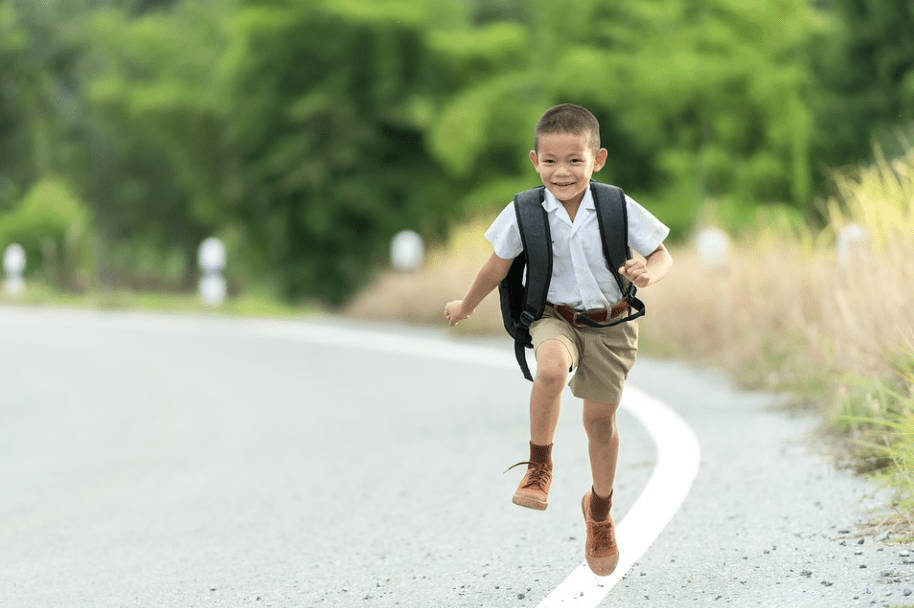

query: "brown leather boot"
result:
(581, 490), (619, 576)
(507, 461), (553, 510)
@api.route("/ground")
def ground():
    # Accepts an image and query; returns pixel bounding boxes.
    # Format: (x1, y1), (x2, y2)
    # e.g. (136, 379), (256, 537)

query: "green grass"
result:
(835, 349), (914, 538)
(0, 281), (320, 319)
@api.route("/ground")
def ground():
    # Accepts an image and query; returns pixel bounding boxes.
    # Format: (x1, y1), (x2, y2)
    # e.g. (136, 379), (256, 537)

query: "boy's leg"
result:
(581, 398), (621, 576)
(582, 398), (621, 499)
(511, 339), (573, 510)
(530, 340), (572, 445)
(568, 320), (636, 575)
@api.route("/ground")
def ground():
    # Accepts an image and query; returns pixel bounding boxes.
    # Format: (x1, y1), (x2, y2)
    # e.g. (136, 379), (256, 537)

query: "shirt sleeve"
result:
(484, 202), (524, 260)
(625, 195), (670, 257)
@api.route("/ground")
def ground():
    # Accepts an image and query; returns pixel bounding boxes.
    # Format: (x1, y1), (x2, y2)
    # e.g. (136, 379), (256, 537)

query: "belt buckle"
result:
(611, 297), (629, 319)
(574, 309), (601, 327)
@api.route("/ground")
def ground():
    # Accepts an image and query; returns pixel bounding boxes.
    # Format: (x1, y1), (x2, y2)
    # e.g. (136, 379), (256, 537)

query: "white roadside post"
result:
(390, 229), (424, 273)
(695, 226), (730, 270)
(836, 223), (870, 268)
(3, 243), (26, 297)
(198, 237), (227, 306)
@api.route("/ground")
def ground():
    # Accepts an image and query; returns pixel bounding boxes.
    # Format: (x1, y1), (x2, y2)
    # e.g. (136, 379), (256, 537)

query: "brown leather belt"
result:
(547, 298), (630, 327)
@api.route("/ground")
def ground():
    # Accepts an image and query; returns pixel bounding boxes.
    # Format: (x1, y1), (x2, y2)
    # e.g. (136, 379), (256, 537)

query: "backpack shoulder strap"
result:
(512, 186), (551, 380)
(590, 181), (646, 324)
(514, 186), (551, 327)
(590, 182), (629, 293)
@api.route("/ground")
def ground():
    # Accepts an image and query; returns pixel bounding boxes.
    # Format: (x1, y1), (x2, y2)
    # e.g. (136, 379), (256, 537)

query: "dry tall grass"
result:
(645, 149), (914, 392)
(643, 234), (914, 390)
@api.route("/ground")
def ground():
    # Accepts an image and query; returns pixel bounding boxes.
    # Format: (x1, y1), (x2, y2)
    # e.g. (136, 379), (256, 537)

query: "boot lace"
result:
(505, 461), (552, 491)
(589, 519), (617, 555)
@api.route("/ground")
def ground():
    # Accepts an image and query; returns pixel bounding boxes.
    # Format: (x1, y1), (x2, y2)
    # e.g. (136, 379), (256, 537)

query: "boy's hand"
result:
(618, 260), (652, 288)
(444, 300), (472, 326)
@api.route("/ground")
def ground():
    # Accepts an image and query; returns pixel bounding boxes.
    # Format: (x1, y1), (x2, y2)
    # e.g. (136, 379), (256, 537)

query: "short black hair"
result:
(534, 104), (601, 152)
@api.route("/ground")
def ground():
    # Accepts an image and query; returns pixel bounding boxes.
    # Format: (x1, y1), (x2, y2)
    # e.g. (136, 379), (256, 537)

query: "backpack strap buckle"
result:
(518, 310), (537, 329)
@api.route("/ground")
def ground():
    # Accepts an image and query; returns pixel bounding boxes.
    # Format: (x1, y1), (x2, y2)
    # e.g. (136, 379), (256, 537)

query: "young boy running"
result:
(444, 103), (672, 576)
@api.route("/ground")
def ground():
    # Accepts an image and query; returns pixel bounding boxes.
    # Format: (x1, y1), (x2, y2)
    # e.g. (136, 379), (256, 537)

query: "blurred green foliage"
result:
(810, 0), (914, 169)
(222, 0), (459, 303)
(0, 0), (912, 304)
(0, 178), (88, 287)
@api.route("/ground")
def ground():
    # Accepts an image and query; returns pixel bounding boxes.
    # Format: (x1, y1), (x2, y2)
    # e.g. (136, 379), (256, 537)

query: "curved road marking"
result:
(1, 310), (701, 605)
(240, 320), (702, 605)
(535, 384), (701, 606)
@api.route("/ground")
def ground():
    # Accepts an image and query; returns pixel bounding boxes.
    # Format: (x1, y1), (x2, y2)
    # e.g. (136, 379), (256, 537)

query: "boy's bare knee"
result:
(585, 415), (617, 444)
(535, 356), (567, 387)
(583, 400), (620, 443)
(535, 341), (571, 387)
(535, 365), (566, 390)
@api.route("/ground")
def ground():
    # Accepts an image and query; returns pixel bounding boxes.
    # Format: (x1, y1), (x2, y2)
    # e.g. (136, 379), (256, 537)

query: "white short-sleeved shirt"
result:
(485, 186), (669, 310)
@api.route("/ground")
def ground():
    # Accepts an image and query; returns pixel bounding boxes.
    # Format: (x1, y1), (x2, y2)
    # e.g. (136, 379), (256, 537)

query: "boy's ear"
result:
(529, 150), (539, 169)
(594, 148), (608, 171)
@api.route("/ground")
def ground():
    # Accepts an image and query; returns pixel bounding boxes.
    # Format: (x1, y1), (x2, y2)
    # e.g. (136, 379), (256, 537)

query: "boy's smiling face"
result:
(530, 130), (608, 207)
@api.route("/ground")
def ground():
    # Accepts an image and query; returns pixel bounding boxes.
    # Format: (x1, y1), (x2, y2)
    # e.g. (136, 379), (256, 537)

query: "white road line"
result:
(227, 320), (702, 605)
(1, 309), (701, 604)
(535, 385), (701, 607)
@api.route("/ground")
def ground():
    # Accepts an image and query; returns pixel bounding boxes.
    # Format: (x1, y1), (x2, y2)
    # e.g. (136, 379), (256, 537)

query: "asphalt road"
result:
(0, 306), (911, 608)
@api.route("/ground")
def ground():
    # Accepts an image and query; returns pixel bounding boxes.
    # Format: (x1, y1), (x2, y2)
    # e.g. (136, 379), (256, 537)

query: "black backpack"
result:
(498, 181), (645, 381)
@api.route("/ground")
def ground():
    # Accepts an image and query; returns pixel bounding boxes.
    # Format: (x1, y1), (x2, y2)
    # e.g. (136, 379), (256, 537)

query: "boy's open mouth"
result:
(554, 181), (575, 187)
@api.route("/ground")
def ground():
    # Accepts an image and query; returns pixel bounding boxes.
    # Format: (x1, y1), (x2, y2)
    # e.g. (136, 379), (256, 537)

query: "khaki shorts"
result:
(529, 310), (639, 404)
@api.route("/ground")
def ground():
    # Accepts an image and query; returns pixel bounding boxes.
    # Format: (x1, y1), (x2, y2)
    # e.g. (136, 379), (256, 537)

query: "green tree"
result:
(0, 178), (88, 286)
(429, 0), (822, 234)
(0, 0), (850, 303)
(76, 0), (235, 286)
(0, 0), (82, 198)
(0, 1), (30, 210)
(810, 0), (914, 169)
(0, 0), (205, 288)
(223, 0), (459, 304)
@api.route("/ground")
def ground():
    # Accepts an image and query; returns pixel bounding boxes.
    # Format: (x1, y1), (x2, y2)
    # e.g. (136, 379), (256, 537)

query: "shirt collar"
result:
(581, 185), (596, 212)
(541, 184), (596, 214)
(541, 188), (562, 213)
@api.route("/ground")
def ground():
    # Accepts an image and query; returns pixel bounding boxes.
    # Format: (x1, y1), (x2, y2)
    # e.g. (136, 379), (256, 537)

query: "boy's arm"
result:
(619, 243), (672, 289)
(444, 252), (514, 326)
